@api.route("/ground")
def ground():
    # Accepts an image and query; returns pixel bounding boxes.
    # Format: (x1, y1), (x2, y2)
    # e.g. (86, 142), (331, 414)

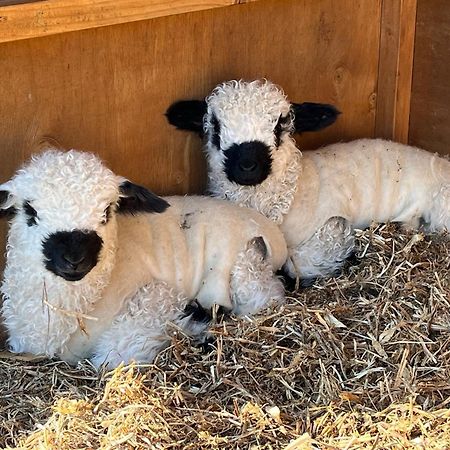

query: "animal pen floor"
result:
(0, 224), (449, 449)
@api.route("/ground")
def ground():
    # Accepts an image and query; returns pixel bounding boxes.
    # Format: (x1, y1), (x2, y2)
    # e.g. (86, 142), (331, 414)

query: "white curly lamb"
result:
(0, 149), (287, 368)
(166, 79), (450, 281)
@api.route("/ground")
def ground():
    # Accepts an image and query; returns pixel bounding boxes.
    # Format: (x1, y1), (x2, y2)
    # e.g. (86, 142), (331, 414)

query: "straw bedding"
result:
(0, 223), (449, 449)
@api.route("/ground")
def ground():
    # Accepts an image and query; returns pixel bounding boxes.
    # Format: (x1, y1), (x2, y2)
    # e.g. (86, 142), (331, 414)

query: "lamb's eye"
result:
(23, 201), (38, 227)
(101, 204), (112, 225)
(210, 114), (221, 149)
(274, 114), (288, 147)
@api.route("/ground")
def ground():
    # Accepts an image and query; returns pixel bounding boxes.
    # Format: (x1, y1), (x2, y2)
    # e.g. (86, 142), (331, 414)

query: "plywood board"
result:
(0, 0), (383, 273)
(409, 0), (450, 155)
(0, 0), (382, 196)
(0, 0), (259, 43)
(375, 0), (417, 143)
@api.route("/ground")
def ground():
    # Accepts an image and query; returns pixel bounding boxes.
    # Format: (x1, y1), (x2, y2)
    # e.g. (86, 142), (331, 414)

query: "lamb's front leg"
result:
(284, 216), (355, 283)
(230, 237), (285, 316)
(91, 281), (211, 368)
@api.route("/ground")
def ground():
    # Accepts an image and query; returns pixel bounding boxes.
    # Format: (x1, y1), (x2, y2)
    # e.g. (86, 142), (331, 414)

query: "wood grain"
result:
(375, 0), (417, 143)
(0, 0), (382, 192)
(409, 0), (450, 155)
(0, 0), (382, 270)
(0, 0), (259, 43)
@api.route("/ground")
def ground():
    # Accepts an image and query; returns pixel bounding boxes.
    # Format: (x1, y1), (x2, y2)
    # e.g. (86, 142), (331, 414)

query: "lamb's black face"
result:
(165, 82), (340, 189)
(42, 230), (103, 281)
(223, 141), (272, 186)
(165, 86), (339, 190)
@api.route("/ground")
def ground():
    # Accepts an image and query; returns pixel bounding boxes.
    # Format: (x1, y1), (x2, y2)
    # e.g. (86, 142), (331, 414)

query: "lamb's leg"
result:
(230, 236), (285, 316)
(284, 216), (355, 282)
(424, 185), (450, 233)
(90, 281), (210, 368)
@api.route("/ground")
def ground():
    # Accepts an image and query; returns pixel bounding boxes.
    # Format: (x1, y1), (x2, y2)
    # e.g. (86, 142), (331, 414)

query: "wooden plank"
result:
(409, 0), (450, 155)
(0, 0), (259, 43)
(0, 1), (44, 6)
(375, 0), (417, 143)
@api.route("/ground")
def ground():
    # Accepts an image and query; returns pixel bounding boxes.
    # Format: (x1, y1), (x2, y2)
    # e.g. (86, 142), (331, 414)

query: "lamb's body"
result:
(298, 140), (448, 233)
(166, 79), (450, 279)
(122, 196), (287, 308)
(0, 150), (286, 368)
(273, 139), (450, 277)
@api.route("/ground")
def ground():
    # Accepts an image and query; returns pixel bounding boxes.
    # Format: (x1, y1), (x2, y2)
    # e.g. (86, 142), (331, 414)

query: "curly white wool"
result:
(90, 281), (197, 368)
(205, 80), (293, 149)
(205, 80), (300, 224)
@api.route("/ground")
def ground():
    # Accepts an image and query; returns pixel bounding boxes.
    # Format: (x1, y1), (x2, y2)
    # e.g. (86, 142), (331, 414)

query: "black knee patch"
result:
(276, 267), (320, 290)
(418, 216), (430, 230)
(276, 267), (318, 291)
(345, 250), (361, 268)
(276, 268), (296, 291)
(197, 335), (216, 354)
(299, 276), (319, 288)
(216, 305), (232, 318)
(249, 236), (268, 259)
(183, 300), (212, 323)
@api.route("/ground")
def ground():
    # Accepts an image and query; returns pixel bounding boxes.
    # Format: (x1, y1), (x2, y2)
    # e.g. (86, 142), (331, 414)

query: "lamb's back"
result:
(302, 138), (447, 228)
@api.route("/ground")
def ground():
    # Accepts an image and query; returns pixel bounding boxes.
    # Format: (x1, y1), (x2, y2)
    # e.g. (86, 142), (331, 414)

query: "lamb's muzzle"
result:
(42, 230), (103, 281)
(224, 141), (272, 186)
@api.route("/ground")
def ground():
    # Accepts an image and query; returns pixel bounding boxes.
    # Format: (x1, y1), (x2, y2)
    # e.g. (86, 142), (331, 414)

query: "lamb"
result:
(0, 148), (287, 368)
(166, 79), (450, 281)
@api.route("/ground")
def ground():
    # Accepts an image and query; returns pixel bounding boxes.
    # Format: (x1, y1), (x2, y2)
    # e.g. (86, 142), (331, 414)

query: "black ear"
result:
(165, 100), (207, 136)
(0, 190), (16, 219)
(117, 181), (170, 215)
(291, 102), (340, 133)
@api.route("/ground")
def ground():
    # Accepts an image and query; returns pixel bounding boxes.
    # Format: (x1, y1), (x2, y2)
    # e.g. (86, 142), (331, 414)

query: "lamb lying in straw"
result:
(0, 148), (287, 367)
(166, 79), (450, 282)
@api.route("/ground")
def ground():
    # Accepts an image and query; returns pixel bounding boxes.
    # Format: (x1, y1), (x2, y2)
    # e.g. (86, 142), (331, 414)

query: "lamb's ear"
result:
(291, 102), (340, 133)
(0, 189), (17, 219)
(165, 100), (207, 136)
(117, 181), (170, 215)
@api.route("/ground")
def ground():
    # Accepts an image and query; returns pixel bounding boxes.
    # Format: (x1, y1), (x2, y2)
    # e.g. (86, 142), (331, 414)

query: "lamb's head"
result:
(0, 149), (169, 282)
(166, 79), (339, 187)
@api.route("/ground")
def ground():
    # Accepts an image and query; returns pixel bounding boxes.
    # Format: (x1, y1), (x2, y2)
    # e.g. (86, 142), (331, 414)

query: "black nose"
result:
(62, 253), (85, 269)
(239, 160), (257, 172)
(223, 140), (272, 186)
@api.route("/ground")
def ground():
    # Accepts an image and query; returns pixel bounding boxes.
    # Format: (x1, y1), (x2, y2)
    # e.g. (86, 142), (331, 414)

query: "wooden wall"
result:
(409, 0), (450, 155)
(0, 0), (383, 196)
(1, 0), (439, 274)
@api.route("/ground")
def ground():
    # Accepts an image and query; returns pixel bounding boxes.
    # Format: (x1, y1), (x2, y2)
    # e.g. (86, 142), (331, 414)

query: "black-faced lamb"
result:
(166, 79), (450, 281)
(0, 149), (287, 368)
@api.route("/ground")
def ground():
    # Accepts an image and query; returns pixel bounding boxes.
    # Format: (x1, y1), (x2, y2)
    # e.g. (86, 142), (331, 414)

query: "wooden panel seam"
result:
(408, 0), (450, 155)
(0, 0), (260, 44)
(375, 0), (417, 143)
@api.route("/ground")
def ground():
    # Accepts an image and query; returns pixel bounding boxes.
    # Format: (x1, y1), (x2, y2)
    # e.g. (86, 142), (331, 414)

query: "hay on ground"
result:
(0, 223), (449, 449)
